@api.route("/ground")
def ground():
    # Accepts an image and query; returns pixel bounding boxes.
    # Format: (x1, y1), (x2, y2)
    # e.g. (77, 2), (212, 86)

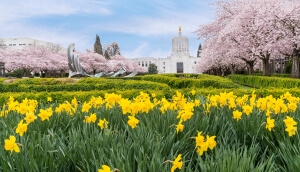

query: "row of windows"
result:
(138, 61), (152, 67)
(0, 43), (30, 46)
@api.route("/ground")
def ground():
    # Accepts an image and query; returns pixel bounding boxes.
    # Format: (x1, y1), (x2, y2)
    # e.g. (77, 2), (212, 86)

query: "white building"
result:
(0, 37), (63, 52)
(133, 27), (199, 74)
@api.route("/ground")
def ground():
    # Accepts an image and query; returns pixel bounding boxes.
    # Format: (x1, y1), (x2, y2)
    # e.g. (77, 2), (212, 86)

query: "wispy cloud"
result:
(0, 0), (216, 57)
(0, 0), (113, 22)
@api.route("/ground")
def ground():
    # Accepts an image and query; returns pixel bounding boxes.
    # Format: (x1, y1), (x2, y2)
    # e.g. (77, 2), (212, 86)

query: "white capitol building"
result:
(132, 27), (199, 74)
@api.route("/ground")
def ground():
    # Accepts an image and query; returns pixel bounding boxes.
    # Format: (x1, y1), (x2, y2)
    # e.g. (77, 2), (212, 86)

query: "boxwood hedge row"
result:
(0, 78), (170, 92)
(228, 74), (300, 88)
(141, 74), (238, 89)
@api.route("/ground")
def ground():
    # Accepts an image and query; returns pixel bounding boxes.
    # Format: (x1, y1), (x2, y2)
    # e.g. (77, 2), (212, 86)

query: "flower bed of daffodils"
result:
(0, 90), (299, 171)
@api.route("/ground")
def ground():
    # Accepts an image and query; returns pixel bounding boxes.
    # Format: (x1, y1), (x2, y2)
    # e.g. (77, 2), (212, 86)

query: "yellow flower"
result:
(171, 154), (183, 172)
(16, 120), (28, 136)
(288, 102), (297, 112)
(98, 118), (109, 129)
(283, 116), (297, 126)
(38, 107), (53, 121)
(195, 132), (208, 156)
(82, 102), (91, 113)
(266, 117), (275, 131)
(47, 97), (52, 102)
(4, 135), (20, 154)
(128, 115), (139, 129)
(242, 105), (253, 116)
(195, 132), (216, 156)
(24, 112), (37, 124)
(232, 110), (242, 121)
(84, 116), (92, 123)
(206, 135), (216, 150)
(285, 125), (297, 137)
(191, 89), (196, 96)
(176, 122), (184, 133)
(194, 99), (200, 107)
(98, 165), (110, 172)
(89, 113), (97, 123)
(228, 99), (236, 109)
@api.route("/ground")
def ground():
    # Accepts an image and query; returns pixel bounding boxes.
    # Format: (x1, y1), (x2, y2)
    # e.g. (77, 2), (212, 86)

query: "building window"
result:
(177, 62), (184, 73)
(23, 43), (26, 45)
(194, 61), (196, 64)
(145, 63), (148, 67)
(13, 44), (16, 46)
(138, 62), (140, 66)
(19, 44), (23, 46)
(163, 62), (165, 65)
(142, 61), (144, 67)
(9, 44), (12, 46)
(163, 66), (165, 69)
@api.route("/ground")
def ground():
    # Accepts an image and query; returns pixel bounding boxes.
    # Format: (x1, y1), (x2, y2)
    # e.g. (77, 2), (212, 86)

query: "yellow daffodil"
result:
(171, 154), (183, 172)
(4, 135), (20, 154)
(47, 97), (52, 102)
(266, 117), (275, 131)
(128, 115), (139, 129)
(16, 120), (28, 136)
(176, 122), (184, 133)
(25, 112), (37, 124)
(98, 165), (111, 172)
(232, 110), (242, 121)
(98, 118), (109, 129)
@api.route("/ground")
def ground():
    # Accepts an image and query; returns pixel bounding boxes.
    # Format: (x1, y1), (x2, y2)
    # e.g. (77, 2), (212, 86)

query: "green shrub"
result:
(228, 74), (300, 88)
(141, 74), (238, 89)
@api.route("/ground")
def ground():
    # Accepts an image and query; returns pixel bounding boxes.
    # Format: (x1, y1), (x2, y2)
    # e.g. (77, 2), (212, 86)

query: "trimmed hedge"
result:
(141, 74), (238, 89)
(228, 74), (300, 88)
(0, 78), (170, 92)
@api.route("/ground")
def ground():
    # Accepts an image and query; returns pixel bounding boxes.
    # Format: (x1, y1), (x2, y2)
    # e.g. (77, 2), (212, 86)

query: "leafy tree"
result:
(148, 63), (158, 74)
(94, 34), (103, 55)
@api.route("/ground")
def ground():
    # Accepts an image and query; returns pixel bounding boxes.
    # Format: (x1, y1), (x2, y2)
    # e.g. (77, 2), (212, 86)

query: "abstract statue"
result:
(67, 43), (88, 78)
(112, 67), (126, 77)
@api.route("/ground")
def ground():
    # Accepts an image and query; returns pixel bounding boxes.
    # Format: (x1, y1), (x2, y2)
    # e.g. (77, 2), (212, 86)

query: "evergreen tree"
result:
(148, 63), (158, 74)
(94, 34), (103, 55)
(197, 44), (202, 57)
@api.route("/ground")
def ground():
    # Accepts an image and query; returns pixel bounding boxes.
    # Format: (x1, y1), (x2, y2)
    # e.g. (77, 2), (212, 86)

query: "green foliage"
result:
(5, 69), (25, 78)
(228, 74), (300, 88)
(148, 63), (158, 74)
(141, 74), (239, 89)
(1, 92), (299, 171)
(0, 78), (171, 93)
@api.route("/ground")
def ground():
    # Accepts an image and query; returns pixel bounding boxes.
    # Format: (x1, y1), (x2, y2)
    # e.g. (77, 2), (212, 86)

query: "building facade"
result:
(0, 37), (63, 52)
(133, 27), (199, 74)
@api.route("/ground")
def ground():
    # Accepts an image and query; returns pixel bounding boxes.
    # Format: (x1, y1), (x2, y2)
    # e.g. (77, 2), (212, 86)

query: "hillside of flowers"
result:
(1, 90), (299, 171)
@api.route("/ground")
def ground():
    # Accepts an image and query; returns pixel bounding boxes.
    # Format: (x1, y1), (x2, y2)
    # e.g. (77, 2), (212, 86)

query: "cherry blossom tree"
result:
(0, 44), (146, 77)
(196, 0), (300, 76)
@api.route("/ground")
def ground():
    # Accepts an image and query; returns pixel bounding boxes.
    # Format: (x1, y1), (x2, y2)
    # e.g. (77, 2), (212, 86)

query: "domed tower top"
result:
(171, 27), (189, 56)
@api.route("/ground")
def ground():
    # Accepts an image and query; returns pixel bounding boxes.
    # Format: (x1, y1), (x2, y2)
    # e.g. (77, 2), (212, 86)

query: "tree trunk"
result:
(262, 58), (270, 76)
(246, 61), (254, 75)
(230, 64), (236, 74)
(291, 48), (300, 78)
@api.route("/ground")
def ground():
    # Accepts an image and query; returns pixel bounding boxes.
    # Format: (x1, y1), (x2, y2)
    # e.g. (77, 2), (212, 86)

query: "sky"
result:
(0, 0), (216, 58)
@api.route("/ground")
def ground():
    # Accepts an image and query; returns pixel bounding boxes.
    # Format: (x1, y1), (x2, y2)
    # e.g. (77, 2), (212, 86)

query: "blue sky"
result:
(0, 0), (216, 58)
